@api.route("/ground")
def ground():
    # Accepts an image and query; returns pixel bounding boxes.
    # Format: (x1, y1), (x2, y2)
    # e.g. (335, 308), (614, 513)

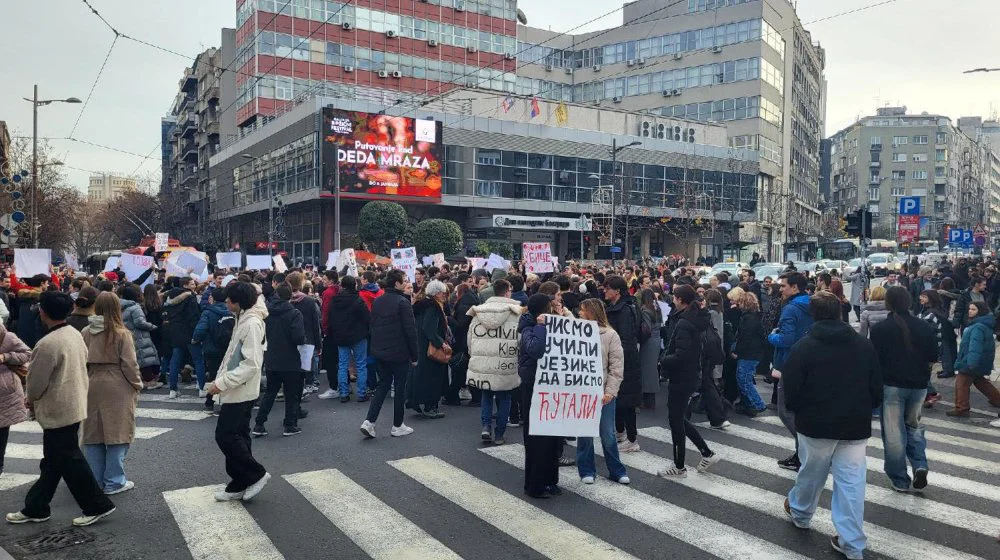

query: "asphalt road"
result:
(0, 361), (998, 560)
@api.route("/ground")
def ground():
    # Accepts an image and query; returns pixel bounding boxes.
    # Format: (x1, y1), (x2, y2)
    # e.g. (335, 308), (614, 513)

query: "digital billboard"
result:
(321, 108), (444, 202)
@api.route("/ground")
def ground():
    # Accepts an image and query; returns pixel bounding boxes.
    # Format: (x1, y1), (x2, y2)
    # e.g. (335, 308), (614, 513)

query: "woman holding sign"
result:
(575, 299), (630, 485)
(519, 293), (561, 498)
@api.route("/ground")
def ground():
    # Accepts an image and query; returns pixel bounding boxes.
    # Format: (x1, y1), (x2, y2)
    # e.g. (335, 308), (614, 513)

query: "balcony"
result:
(869, 176), (882, 185)
(180, 116), (197, 138)
(869, 161), (881, 168)
(203, 83), (219, 102)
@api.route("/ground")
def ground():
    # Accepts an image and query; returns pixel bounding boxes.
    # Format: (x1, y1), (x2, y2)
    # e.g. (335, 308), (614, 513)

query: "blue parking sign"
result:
(898, 197), (920, 216)
(949, 228), (964, 244)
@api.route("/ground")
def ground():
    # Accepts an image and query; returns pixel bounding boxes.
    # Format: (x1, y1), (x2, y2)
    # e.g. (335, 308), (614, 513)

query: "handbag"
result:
(0, 332), (27, 378)
(428, 342), (453, 364)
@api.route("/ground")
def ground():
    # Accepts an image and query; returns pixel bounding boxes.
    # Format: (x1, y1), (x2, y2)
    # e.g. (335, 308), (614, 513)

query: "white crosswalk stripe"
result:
(284, 469), (461, 559)
(390, 455), (637, 559)
(917, 416), (1000, 438)
(137, 408), (211, 421)
(867, 419), (1000, 454)
(483, 445), (813, 560)
(0, 472), (37, 491)
(10, 422), (172, 439)
(140, 393), (206, 404)
(163, 485), (284, 560)
(637, 427), (1000, 538)
(752, 415), (1000, 473)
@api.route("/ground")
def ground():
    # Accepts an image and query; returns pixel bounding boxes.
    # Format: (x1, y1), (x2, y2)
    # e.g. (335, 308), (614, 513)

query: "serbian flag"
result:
(530, 97), (541, 118)
(501, 95), (515, 113)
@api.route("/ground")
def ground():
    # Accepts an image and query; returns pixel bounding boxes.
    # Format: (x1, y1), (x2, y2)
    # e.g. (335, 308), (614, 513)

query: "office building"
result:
(88, 173), (137, 202)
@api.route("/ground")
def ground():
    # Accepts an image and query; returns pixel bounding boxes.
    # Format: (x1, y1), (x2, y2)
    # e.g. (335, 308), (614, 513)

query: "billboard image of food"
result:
(322, 108), (444, 202)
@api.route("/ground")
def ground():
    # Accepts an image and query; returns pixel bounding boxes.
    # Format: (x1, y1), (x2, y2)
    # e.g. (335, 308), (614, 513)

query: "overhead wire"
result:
(67, 33), (119, 140)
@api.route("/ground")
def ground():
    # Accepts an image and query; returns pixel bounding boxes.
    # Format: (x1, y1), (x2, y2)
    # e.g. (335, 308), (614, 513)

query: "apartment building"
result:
(88, 173), (137, 202)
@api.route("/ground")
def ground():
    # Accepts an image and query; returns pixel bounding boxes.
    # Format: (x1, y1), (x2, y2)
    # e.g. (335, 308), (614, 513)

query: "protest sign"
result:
(216, 252), (242, 269)
(421, 256), (432, 267)
(326, 251), (340, 270)
(468, 257), (486, 270)
(14, 249), (51, 278)
(64, 253), (79, 270)
(154, 233), (169, 252)
(431, 253), (446, 267)
(336, 248), (358, 277)
(523, 242), (554, 274)
(273, 254), (288, 273)
(391, 247), (418, 283)
(119, 254), (154, 281)
(164, 261), (186, 278)
(103, 256), (121, 273)
(528, 315), (604, 437)
(176, 251), (207, 275)
(391, 247), (416, 262)
(246, 255), (273, 270)
(485, 253), (505, 273)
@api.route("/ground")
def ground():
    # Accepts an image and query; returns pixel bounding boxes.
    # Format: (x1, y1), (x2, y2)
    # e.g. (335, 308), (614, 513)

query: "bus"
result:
(820, 239), (860, 261)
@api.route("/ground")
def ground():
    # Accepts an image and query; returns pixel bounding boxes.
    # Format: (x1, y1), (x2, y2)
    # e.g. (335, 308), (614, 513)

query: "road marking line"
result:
(483, 445), (812, 560)
(579, 433), (980, 560)
(11, 422), (171, 439)
(389, 455), (635, 560)
(162, 485), (283, 560)
(140, 394), (205, 404)
(284, 469), (461, 559)
(935, 400), (996, 417)
(137, 408), (212, 421)
(865, 419), (1000, 454)
(917, 416), (1000, 439)
(0, 473), (37, 491)
(638, 427), (999, 538)
(685, 420), (1000, 503)
(5, 444), (42, 460)
(753, 415), (1000, 474)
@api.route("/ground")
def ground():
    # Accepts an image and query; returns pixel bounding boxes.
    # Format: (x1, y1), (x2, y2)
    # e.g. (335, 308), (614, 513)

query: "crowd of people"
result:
(0, 250), (998, 558)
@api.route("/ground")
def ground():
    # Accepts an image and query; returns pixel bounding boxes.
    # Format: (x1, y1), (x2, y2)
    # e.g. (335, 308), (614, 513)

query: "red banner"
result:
(898, 215), (920, 243)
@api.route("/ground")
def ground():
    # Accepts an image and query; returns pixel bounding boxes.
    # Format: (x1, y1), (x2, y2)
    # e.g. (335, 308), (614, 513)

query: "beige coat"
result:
(25, 323), (90, 430)
(82, 316), (142, 445)
(599, 326), (625, 398)
(211, 294), (268, 404)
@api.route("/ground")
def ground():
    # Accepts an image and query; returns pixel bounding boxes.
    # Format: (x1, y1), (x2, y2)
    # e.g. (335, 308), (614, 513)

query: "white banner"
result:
(485, 253), (505, 273)
(326, 251), (340, 270)
(215, 252), (242, 269)
(391, 247), (418, 283)
(64, 253), (79, 270)
(528, 315), (604, 438)
(273, 254), (288, 273)
(421, 256), (432, 267)
(523, 242), (554, 274)
(431, 253), (446, 267)
(154, 233), (169, 252)
(246, 255), (273, 270)
(176, 251), (207, 275)
(103, 256), (120, 273)
(119, 253), (154, 282)
(336, 248), (358, 278)
(14, 249), (51, 278)
(164, 260), (186, 278)
(468, 257), (486, 270)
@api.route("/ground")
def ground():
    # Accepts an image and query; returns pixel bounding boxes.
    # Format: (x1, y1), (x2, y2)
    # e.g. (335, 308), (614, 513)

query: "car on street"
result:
(752, 263), (788, 281)
(793, 261), (828, 275)
(867, 253), (899, 276)
(843, 258), (872, 281)
(818, 259), (850, 277)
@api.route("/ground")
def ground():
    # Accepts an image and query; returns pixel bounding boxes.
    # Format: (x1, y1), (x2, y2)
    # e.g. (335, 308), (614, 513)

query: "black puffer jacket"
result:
(291, 293), (322, 346)
(369, 288), (418, 363)
(734, 311), (767, 361)
(15, 289), (44, 349)
(162, 289), (201, 348)
(606, 297), (641, 407)
(660, 305), (710, 386)
(327, 289), (370, 347)
(264, 300), (305, 371)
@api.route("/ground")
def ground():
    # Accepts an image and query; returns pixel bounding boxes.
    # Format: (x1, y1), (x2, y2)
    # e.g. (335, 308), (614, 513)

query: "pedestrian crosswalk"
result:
(157, 412), (1000, 560)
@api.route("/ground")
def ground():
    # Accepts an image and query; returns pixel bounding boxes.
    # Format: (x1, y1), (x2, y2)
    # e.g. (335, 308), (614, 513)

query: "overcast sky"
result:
(2, 0), (999, 190)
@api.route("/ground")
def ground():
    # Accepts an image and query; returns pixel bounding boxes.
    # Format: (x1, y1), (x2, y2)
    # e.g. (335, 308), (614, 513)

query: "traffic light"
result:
(844, 212), (861, 237)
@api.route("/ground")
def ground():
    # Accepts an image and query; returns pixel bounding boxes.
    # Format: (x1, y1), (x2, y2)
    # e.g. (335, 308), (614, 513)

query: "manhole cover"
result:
(15, 527), (95, 554)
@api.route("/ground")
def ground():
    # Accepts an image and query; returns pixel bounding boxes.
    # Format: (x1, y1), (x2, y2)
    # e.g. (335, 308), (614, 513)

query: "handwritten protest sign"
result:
(326, 251), (340, 270)
(64, 253), (79, 270)
(154, 233), (169, 252)
(391, 247), (416, 262)
(272, 254), (288, 273)
(523, 242), (554, 274)
(391, 247), (417, 283)
(468, 257), (486, 270)
(431, 253), (446, 267)
(421, 256), (432, 267)
(336, 248), (358, 277)
(15, 249), (51, 277)
(528, 315), (604, 437)
(119, 254), (154, 281)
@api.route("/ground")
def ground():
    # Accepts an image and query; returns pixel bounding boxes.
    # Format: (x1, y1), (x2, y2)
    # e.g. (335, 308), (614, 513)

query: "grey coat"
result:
(639, 307), (661, 393)
(859, 300), (889, 339)
(121, 300), (159, 369)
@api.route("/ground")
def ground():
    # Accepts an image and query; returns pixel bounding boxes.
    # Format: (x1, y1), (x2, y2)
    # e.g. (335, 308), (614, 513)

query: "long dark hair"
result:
(885, 286), (913, 352)
(142, 284), (162, 313)
(920, 289), (942, 311)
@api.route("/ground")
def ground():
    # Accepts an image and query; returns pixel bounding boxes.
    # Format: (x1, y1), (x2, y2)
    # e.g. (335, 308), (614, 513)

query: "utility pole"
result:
(31, 85), (37, 248)
(334, 157), (341, 251)
(611, 138), (617, 265)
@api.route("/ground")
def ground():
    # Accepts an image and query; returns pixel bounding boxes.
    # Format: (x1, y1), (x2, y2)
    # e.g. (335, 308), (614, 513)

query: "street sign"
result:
(898, 197), (920, 216)
(974, 224), (987, 247)
(949, 228), (964, 244)
(961, 230), (973, 247)
(897, 215), (920, 243)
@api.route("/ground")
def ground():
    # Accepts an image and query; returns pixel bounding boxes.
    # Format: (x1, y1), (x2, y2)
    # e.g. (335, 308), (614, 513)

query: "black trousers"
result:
(256, 370), (303, 428)
(366, 360), (409, 427)
(444, 351), (468, 402)
(508, 385), (522, 422)
(667, 381), (711, 470)
(0, 426), (8, 472)
(216, 401), (267, 493)
(22, 423), (114, 518)
(204, 355), (222, 408)
(698, 366), (729, 426)
(615, 405), (637, 442)
(521, 388), (559, 494)
(322, 335), (339, 391)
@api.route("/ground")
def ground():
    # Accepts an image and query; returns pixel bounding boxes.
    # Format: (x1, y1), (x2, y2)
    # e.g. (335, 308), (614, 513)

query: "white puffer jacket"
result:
(466, 296), (523, 392)
(211, 294), (268, 404)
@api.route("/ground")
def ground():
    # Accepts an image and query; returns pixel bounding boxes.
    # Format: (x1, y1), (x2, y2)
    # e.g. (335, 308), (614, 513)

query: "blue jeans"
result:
(84, 443), (130, 492)
(736, 359), (765, 410)
(788, 435), (867, 560)
(880, 385), (928, 489)
(576, 398), (627, 480)
(480, 390), (512, 439)
(338, 339), (368, 397)
(169, 344), (206, 390)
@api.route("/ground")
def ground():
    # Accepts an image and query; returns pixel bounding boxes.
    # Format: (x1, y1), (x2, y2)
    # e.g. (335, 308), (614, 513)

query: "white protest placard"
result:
(523, 242), (554, 274)
(273, 254), (288, 273)
(468, 257), (486, 271)
(421, 256), (432, 267)
(390, 247), (418, 283)
(325, 251), (340, 270)
(551, 256), (560, 269)
(485, 253), (505, 273)
(528, 314), (604, 437)
(431, 253), (446, 267)
(14, 249), (51, 278)
(246, 255), (273, 271)
(164, 260), (186, 278)
(154, 233), (169, 252)
(176, 251), (207, 275)
(215, 252), (242, 269)
(119, 253), (154, 281)
(391, 247), (416, 262)
(336, 248), (358, 277)
(103, 256), (121, 273)
(64, 253), (79, 270)
(396, 261), (417, 283)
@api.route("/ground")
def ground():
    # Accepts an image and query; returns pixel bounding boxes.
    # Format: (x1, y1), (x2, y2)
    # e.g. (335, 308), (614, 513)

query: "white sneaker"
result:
(616, 476), (631, 485)
(360, 420), (376, 439)
(390, 424), (414, 437)
(167, 390), (178, 399)
(615, 431), (626, 444)
(104, 480), (135, 495)
(619, 440), (640, 453)
(581, 476), (595, 484)
(696, 453), (721, 473)
(198, 389), (208, 398)
(990, 418), (1000, 428)
(318, 389), (339, 400)
(709, 421), (732, 430)
(657, 466), (688, 479)
(72, 507), (115, 527)
(242, 472), (271, 501)
(214, 490), (244, 502)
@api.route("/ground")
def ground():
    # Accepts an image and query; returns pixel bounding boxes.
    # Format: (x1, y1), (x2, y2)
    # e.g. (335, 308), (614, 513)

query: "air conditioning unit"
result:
(712, 46), (723, 53)
(673, 52), (683, 60)
(467, 46), (478, 53)
(612, 96), (623, 103)
(504, 53), (515, 60)
(377, 70), (389, 78)
(672, 88), (681, 96)
(428, 39), (439, 47)
(637, 58), (646, 65)
(455, 1), (465, 11)
(626, 59), (636, 67)
(342, 22), (353, 31)
(564, 67), (573, 75)
(343, 65), (354, 73)
(465, 81), (478, 88)
(392, 71), (402, 78)
(662, 90), (673, 97)
(386, 30), (397, 38)
(544, 64), (553, 72)
(592, 64), (601, 72)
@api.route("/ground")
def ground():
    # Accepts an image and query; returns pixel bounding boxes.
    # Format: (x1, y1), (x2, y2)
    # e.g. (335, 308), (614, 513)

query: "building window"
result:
(892, 136), (908, 146)
(936, 132), (947, 144)
(935, 149), (947, 161)
(892, 153), (906, 162)
(913, 135), (928, 145)
(892, 170), (906, 180)
(912, 153), (928, 162)
(870, 136), (882, 146)
(912, 170), (928, 180)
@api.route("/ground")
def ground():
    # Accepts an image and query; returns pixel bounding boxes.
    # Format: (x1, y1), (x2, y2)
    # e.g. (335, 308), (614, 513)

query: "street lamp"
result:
(23, 86), (79, 248)
(242, 153), (275, 257)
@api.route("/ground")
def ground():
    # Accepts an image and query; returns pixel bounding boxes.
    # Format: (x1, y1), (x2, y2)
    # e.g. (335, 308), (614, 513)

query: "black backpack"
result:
(701, 326), (725, 366)
(210, 315), (235, 357)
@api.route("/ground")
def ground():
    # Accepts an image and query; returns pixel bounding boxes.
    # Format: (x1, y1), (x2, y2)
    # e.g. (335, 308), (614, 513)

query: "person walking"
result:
(520, 293), (560, 498)
(465, 279), (522, 445)
(948, 301), (1000, 416)
(576, 299), (630, 485)
(360, 269), (417, 438)
(163, 276), (206, 399)
(288, 272), (322, 397)
(869, 287), (937, 492)
(954, 276), (987, 333)
(732, 290), (768, 416)
(81, 292), (143, 495)
(206, 282), (271, 502)
(859, 285), (889, 339)
(637, 289), (662, 410)
(6, 291), (116, 526)
(67, 286), (98, 332)
(700, 289), (731, 429)
(118, 285), (160, 391)
(782, 291), (882, 560)
(768, 272), (814, 471)
(604, 276), (643, 452)
(848, 264), (869, 321)
(410, 281), (451, 418)
(252, 284), (306, 437)
(916, 289), (950, 406)
(0, 322), (30, 477)
(142, 284), (167, 389)
(657, 285), (719, 479)
(328, 276), (371, 403)
(193, 287), (234, 413)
